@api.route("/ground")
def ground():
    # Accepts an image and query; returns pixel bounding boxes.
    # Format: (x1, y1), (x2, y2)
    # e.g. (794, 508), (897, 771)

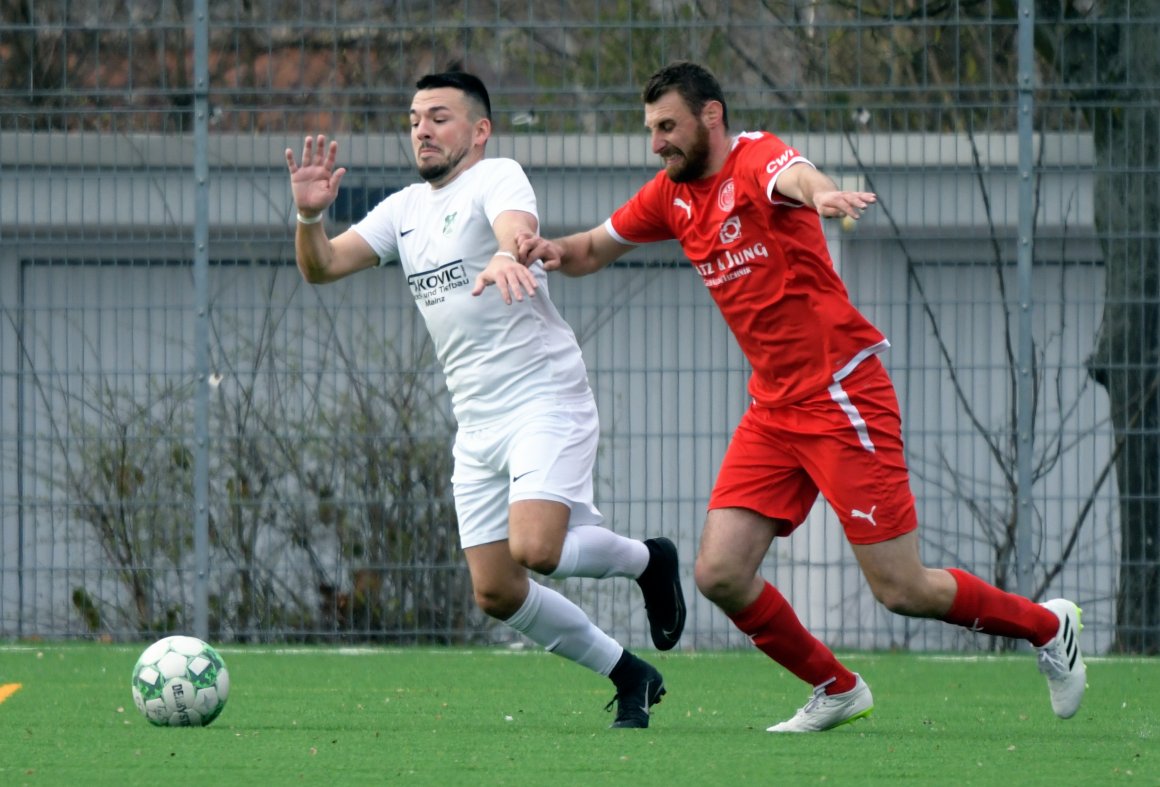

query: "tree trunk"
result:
(1086, 102), (1160, 653)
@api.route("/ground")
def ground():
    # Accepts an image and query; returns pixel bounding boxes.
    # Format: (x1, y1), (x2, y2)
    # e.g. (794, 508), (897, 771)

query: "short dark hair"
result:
(415, 71), (492, 120)
(642, 61), (728, 129)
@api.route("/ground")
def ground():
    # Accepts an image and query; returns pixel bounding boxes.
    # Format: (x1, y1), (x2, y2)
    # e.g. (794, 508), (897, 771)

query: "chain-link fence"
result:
(2, 2), (1157, 654)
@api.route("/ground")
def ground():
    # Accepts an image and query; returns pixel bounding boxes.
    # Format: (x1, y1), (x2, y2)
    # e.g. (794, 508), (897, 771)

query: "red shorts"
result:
(709, 355), (918, 545)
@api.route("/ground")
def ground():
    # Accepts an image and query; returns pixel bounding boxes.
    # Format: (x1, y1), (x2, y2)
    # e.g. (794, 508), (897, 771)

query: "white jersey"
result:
(352, 157), (591, 426)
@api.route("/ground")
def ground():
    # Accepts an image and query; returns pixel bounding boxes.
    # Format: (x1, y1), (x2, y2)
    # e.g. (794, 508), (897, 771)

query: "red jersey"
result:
(606, 131), (887, 407)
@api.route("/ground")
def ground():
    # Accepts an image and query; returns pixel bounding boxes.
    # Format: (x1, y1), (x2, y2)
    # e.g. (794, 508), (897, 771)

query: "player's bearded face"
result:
(410, 88), (479, 186)
(416, 142), (469, 184)
(660, 119), (711, 183)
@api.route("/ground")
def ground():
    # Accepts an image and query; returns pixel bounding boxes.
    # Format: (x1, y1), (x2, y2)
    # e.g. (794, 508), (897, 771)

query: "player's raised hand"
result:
(285, 135), (347, 219)
(812, 190), (877, 220)
(472, 253), (539, 304)
(515, 230), (563, 272)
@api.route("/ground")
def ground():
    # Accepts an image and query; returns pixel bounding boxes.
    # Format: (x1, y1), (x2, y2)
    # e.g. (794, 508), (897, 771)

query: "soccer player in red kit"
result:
(517, 60), (1087, 732)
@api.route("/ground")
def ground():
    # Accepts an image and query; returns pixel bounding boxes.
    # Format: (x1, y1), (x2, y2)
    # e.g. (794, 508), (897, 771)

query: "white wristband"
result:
(297, 212), (324, 225)
(493, 250), (518, 262)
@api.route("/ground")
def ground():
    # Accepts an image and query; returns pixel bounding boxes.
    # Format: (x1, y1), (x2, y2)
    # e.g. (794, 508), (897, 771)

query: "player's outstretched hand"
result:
(813, 190), (877, 220)
(515, 230), (563, 272)
(472, 253), (539, 304)
(285, 135), (347, 220)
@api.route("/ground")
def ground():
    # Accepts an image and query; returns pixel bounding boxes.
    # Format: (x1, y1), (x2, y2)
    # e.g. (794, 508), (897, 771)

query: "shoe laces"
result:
(604, 690), (647, 725)
(1037, 644), (1068, 679)
(798, 678), (836, 715)
(604, 684), (647, 713)
(604, 685), (634, 714)
(604, 673), (659, 722)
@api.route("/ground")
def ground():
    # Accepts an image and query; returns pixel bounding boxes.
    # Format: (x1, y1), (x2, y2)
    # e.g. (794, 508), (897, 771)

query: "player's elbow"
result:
(297, 256), (342, 284)
(557, 259), (597, 278)
(558, 250), (613, 278)
(297, 265), (331, 285)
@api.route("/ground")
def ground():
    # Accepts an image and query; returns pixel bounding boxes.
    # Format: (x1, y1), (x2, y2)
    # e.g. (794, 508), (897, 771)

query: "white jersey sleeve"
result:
(351, 188), (401, 266)
(480, 158), (537, 226)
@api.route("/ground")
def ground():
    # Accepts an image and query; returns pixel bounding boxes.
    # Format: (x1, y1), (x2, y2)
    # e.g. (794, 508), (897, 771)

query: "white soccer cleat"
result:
(1036, 598), (1086, 719)
(766, 674), (873, 733)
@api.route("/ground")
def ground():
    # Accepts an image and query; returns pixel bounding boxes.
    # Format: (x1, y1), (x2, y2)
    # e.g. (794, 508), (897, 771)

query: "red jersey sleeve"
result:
(606, 172), (676, 245)
(741, 132), (814, 207)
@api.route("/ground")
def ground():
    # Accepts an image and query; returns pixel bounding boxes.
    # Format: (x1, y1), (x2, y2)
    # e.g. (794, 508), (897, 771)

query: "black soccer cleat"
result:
(636, 537), (687, 651)
(606, 655), (666, 729)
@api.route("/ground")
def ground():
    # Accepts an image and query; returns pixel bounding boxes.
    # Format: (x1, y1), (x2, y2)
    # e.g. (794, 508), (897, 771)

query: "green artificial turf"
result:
(0, 644), (1154, 786)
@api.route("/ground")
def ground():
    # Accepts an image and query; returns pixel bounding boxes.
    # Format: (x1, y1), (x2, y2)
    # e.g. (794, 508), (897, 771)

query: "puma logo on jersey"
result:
(850, 506), (877, 526)
(673, 198), (692, 220)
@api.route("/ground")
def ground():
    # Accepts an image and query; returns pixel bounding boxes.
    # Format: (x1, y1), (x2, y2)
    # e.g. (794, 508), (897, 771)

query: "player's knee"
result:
(509, 541), (560, 576)
(873, 587), (911, 615)
(694, 555), (741, 605)
(869, 580), (930, 617)
(472, 584), (523, 620)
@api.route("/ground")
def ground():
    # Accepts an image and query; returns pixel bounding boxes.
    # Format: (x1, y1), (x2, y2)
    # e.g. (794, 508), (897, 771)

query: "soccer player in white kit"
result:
(284, 71), (685, 729)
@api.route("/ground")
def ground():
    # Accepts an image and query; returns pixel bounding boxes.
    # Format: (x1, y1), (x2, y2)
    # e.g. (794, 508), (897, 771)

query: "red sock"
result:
(943, 568), (1059, 646)
(729, 581), (857, 695)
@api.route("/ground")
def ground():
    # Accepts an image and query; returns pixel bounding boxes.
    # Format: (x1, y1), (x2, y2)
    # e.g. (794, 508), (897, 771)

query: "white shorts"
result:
(452, 395), (605, 549)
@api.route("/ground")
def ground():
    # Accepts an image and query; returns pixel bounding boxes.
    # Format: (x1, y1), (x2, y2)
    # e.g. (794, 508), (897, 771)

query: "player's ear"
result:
(473, 116), (492, 146)
(702, 100), (724, 130)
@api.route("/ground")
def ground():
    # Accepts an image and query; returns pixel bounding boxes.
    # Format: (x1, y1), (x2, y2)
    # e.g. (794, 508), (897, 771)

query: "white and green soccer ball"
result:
(131, 635), (230, 727)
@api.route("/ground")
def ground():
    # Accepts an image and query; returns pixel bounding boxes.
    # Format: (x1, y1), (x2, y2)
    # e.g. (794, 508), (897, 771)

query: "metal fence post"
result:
(192, 0), (211, 641)
(1015, 0), (1036, 603)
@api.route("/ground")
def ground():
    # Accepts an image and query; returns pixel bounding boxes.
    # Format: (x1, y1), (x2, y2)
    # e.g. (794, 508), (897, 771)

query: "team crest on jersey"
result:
(717, 178), (735, 212)
(442, 211), (458, 237)
(719, 215), (742, 244)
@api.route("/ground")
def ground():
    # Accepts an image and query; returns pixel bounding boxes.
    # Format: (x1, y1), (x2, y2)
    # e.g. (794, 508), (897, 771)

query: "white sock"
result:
(548, 525), (650, 580)
(505, 580), (622, 676)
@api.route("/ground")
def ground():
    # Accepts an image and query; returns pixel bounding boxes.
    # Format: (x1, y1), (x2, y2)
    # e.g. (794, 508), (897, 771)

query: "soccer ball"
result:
(131, 635), (230, 727)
